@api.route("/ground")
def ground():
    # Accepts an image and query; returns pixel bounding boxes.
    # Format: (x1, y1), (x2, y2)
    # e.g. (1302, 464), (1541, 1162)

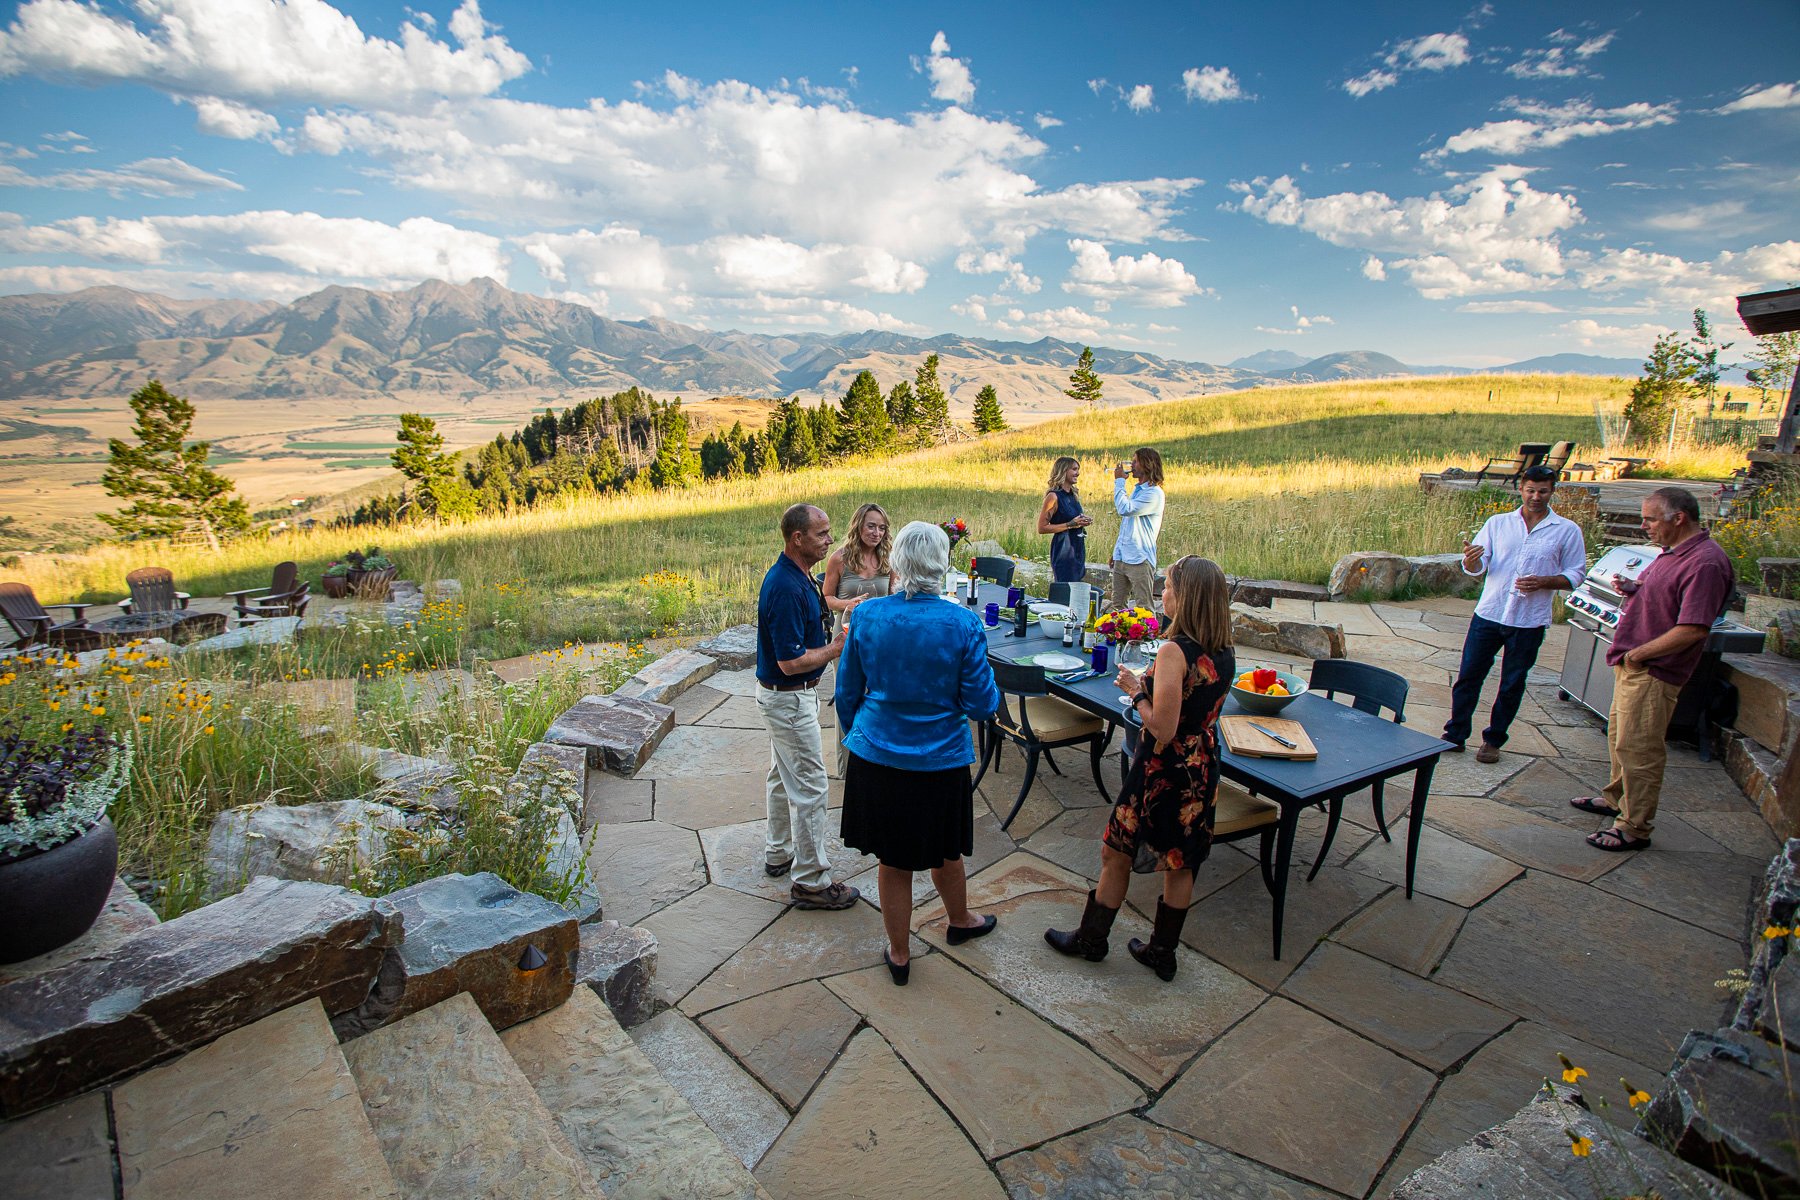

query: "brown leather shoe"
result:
(790, 881), (861, 910)
(1475, 742), (1501, 763)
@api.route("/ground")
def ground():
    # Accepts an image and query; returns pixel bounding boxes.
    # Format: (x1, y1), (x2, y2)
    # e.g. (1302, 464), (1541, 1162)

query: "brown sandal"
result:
(1586, 827), (1650, 852)
(1569, 796), (1620, 817)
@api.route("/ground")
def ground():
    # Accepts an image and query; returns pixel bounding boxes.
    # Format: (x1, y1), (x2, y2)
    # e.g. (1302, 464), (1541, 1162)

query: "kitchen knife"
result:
(1247, 721), (1297, 749)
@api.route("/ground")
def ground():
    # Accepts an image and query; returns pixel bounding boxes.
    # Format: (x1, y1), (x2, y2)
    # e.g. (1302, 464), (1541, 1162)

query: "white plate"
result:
(1032, 651), (1087, 671)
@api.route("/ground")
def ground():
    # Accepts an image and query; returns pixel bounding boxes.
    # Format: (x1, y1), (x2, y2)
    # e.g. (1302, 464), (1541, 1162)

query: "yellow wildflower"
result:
(1764, 925), (1792, 940)
(1558, 1054), (1586, 1084)
(1567, 1132), (1593, 1158)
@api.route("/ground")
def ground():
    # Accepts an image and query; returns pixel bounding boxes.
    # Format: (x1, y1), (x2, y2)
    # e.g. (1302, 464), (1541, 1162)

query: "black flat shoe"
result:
(884, 949), (910, 986)
(945, 914), (998, 946)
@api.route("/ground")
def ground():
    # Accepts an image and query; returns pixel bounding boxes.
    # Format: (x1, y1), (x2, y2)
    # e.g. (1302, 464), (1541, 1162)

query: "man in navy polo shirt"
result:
(756, 503), (860, 910)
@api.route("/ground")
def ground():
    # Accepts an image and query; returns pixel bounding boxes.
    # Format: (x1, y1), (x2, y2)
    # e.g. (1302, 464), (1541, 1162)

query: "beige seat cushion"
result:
(999, 695), (1106, 743)
(1213, 781), (1280, 836)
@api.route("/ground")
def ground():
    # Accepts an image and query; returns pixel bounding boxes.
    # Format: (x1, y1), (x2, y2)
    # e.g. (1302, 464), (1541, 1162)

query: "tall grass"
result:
(14, 375), (1748, 638)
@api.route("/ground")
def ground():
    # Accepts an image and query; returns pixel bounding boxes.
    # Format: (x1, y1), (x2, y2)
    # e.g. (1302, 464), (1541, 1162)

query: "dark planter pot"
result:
(347, 566), (397, 600)
(0, 816), (119, 965)
(321, 574), (350, 598)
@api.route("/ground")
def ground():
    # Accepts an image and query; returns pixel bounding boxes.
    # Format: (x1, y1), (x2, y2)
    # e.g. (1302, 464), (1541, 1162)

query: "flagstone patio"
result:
(588, 596), (1772, 1199)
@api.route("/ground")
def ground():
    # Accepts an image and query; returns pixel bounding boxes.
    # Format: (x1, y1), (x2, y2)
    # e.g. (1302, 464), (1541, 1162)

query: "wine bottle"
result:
(1081, 593), (1099, 652)
(966, 558), (978, 604)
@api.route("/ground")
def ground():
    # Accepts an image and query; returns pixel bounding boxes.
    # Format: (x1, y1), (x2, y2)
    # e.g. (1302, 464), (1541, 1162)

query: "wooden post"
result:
(1778, 359), (1800, 455)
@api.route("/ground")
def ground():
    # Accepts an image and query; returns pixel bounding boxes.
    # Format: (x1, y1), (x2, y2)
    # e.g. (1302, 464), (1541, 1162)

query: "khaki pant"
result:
(1109, 558), (1155, 611)
(757, 685), (833, 888)
(1601, 662), (1682, 840)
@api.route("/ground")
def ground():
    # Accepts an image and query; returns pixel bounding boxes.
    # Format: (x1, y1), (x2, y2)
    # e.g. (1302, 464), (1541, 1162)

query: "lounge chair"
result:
(1541, 441), (1576, 478)
(0, 582), (102, 652)
(1472, 442), (1550, 487)
(118, 567), (190, 615)
(224, 562), (309, 623)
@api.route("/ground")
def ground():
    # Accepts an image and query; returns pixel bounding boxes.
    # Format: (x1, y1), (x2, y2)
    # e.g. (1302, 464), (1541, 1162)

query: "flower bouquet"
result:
(1098, 606), (1160, 665)
(938, 518), (969, 548)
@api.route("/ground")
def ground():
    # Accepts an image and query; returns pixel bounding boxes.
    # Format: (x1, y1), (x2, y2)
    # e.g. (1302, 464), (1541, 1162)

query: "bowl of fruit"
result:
(1230, 666), (1307, 716)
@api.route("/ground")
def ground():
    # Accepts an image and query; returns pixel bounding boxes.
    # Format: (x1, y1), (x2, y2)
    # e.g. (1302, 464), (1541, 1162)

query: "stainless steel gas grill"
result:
(1559, 543), (1765, 756)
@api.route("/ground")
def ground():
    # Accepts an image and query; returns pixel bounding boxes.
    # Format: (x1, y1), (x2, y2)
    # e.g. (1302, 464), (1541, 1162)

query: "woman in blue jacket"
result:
(837, 521), (1003, 985)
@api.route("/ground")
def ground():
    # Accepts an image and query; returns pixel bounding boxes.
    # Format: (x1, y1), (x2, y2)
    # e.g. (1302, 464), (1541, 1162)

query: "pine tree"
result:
(914, 354), (950, 441)
(391, 413), (458, 517)
(1683, 308), (1733, 416)
(780, 408), (819, 468)
(972, 384), (1008, 433)
(1065, 346), (1104, 409)
(885, 380), (916, 430)
(835, 369), (892, 456)
(1624, 332), (1697, 443)
(100, 379), (249, 549)
(649, 399), (701, 488)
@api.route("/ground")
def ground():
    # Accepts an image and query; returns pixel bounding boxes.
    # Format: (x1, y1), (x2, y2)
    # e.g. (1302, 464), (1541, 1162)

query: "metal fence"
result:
(1687, 415), (1782, 446)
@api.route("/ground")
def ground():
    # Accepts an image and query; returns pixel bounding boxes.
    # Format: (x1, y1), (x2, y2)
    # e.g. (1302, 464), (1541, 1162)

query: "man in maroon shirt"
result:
(1572, 487), (1733, 851)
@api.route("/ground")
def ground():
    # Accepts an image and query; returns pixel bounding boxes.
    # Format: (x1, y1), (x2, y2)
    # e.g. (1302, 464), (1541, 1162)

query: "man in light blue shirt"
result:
(1445, 465), (1588, 762)
(1109, 447), (1166, 611)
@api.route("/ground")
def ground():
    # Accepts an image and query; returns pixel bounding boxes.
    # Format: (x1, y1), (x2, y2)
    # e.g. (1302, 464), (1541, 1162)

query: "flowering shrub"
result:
(1098, 606), (1160, 642)
(638, 570), (696, 632)
(1714, 484), (1800, 593)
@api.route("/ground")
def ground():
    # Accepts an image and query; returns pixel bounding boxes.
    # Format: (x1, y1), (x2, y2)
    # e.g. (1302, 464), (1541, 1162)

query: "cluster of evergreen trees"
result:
(353, 354), (1008, 525)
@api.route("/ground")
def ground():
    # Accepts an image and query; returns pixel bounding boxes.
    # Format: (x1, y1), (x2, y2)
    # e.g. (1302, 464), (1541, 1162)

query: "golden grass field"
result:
(10, 373), (1755, 649)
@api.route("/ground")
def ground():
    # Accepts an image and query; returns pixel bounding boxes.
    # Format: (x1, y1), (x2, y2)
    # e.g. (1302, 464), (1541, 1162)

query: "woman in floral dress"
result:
(1045, 555), (1233, 981)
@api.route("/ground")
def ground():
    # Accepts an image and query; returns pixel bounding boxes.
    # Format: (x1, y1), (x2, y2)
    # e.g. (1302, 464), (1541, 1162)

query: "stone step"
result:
(500, 988), (770, 1200)
(112, 998), (399, 1200)
(342, 992), (604, 1200)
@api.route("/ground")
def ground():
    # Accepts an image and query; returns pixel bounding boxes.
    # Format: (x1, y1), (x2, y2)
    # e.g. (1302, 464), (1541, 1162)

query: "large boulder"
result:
(1407, 552), (1471, 596)
(1642, 1026), (1800, 1196)
(1327, 551), (1414, 599)
(544, 694), (675, 778)
(0, 878), (395, 1117)
(205, 798), (407, 897)
(181, 617), (301, 654)
(964, 539), (1006, 560)
(576, 921), (659, 1028)
(1229, 578), (1331, 608)
(693, 624), (758, 670)
(615, 649), (718, 705)
(330, 872), (577, 1039)
(1230, 602), (1346, 660)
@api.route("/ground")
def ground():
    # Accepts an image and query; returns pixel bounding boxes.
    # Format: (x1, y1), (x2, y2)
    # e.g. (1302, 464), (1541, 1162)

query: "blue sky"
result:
(0, 0), (1795, 366)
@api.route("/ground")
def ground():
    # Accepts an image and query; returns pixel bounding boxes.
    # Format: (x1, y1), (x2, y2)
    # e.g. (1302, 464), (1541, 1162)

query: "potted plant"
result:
(343, 547), (398, 600)
(0, 723), (132, 964)
(321, 559), (351, 598)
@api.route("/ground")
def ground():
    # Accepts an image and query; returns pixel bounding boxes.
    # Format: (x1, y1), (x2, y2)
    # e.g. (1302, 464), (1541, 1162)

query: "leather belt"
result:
(761, 678), (819, 692)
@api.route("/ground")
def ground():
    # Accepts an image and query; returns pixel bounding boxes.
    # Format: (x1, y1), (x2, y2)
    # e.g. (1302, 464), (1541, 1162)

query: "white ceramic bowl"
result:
(1036, 605), (1072, 638)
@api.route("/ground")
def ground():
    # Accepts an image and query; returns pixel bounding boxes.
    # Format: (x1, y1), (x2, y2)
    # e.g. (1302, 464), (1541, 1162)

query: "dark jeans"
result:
(1444, 612), (1546, 748)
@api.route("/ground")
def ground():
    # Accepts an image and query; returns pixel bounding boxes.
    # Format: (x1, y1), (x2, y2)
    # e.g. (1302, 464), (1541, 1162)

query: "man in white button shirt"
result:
(1445, 465), (1589, 762)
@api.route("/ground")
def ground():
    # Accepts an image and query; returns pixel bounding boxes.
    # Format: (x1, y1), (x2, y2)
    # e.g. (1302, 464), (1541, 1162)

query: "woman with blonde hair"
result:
(1046, 555), (1234, 981)
(823, 502), (898, 628)
(1037, 456), (1093, 584)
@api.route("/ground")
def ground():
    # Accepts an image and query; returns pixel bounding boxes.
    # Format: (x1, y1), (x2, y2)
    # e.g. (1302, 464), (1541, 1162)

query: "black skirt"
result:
(840, 751), (975, 871)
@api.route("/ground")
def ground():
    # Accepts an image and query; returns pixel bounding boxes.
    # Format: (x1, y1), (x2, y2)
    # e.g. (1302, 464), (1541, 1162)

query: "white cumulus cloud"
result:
(1125, 84), (1155, 113)
(1344, 31), (1469, 97)
(1558, 318), (1676, 352)
(1457, 299), (1564, 313)
(0, 0), (529, 112)
(1181, 65), (1245, 103)
(1507, 28), (1615, 79)
(1062, 239), (1204, 308)
(919, 30), (974, 107)
(1718, 82), (1800, 114)
(0, 156), (241, 196)
(1255, 305), (1334, 335)
(1435, 98), (1677, 158)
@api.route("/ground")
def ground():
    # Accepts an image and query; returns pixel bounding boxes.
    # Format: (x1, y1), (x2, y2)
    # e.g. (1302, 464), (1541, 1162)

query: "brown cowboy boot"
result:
(1044, 890), (1119, 961)
(1127, 898), (1190, 982)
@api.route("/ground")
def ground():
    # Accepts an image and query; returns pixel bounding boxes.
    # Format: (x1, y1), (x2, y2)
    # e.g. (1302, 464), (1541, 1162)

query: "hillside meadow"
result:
(12, 374), (1749, 654)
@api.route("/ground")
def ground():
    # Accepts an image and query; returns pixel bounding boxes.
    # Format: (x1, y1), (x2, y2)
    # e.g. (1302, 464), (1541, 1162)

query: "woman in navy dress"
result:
(1038, 456), (1093, 584)
(1045, 556), (1235, 982)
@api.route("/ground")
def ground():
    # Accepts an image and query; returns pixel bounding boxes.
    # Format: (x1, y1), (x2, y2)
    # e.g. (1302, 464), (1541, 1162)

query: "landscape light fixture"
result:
(517, 944), (548, 974)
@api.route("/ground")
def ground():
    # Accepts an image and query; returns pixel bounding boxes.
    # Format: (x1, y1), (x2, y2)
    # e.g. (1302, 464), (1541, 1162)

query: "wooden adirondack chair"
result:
(0, 582), (101, 651)
(118, 567), (190, 615)
(224, 561), (309, 622)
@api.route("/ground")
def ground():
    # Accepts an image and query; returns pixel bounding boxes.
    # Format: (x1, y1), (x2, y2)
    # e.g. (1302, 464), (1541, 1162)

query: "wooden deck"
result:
(1419, 472), (1724, 535)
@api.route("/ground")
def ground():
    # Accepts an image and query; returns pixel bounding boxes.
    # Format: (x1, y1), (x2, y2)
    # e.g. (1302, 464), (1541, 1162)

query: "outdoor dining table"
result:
(966, 581), (1452, 959)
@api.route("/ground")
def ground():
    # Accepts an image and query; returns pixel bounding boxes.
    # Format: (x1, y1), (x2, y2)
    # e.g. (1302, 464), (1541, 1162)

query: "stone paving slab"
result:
(697, 980), (862, 1110)
(996, 1114), (1340, 1200)
(1150, 996), (1435, 1197)
(699, 818), (873, 904)
(706, 669), (761, 698)
(911, 851), (1093, 930)
(668, 682), (729, 724)
(1020, 807), (1109, 881)
(1493, 758), (1593, 809)
(1382, 1019), (1665, 1188)
(695, 694), (769, 729)
(681, 903), (925, 1016)
(1434, 871), (1745, 1068)
(0, 1091), (114, 1200)
(826, 960), (1144, 1159)
(977, 775), (1064, 838)
(585, 820), (708, 926)
(1331, 888), (1467, 977)
(1423, 794), (1629, 883)
(754, 1029), (1005, 1200)
(1281, 943), (1514, 1071)
(641, 725), (776, 779)
(1683, 811), (1782, 858)
(582, 773), (652, 826)
(1181, 855), (1391, 988)
(1593, 849), (1764, 942)
(1345, 820), (1523, 907)
(845, 811), (1016, 912)
(639, 885), (785, 1005)
(630, 1011), (789, 1171)
(1125, 844), (1257, 921)
(654, 773), (770, 830)
(920, 888), (1263, 1087)
(1428, 749), (1532, 797)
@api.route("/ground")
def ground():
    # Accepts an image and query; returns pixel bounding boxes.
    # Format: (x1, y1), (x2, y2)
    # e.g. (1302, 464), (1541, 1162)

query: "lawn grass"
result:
(15, 374), (1751, 645)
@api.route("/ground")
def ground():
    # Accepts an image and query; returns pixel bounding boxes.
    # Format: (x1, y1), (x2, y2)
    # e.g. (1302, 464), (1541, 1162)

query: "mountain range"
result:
(0, 279), (1644, 413)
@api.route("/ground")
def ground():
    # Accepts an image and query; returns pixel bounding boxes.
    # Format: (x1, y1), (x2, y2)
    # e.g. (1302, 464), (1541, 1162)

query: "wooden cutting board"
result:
(1220, 715), (1318, 760)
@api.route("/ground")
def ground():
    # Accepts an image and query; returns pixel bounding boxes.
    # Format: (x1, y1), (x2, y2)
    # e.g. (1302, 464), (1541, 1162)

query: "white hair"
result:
(890, 521), (949, 596)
